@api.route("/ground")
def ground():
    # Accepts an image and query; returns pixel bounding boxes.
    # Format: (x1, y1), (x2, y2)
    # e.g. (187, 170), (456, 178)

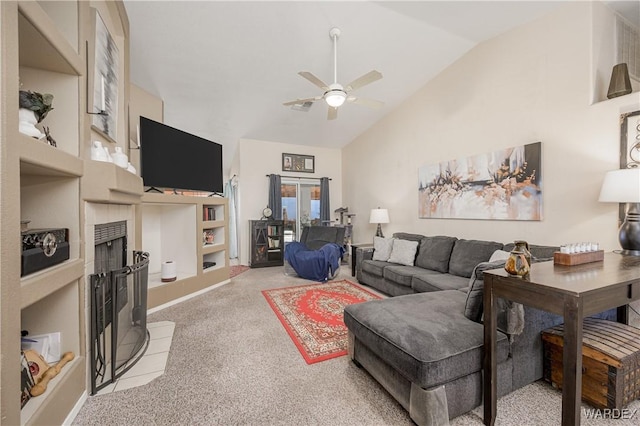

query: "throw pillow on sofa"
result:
(415, 236), (458, 273)
(388, 238), (419, 266)
(489, 250), (510, 262)
(372, 236), (394, 261)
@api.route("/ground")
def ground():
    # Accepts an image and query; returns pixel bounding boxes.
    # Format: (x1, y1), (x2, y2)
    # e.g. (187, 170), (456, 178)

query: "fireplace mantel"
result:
(82, 161), (143, 205)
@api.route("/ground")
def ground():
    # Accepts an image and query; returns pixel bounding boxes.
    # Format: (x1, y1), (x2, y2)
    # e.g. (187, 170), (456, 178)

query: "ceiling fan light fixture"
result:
(325, 89), (346, 107)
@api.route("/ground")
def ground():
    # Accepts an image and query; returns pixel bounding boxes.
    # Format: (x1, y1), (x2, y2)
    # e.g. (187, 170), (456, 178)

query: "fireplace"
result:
(89, 220), (150, 394)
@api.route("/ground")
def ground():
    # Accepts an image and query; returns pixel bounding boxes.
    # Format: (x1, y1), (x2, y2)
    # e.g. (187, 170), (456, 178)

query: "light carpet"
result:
(262, 280), (381, 364)
(73, 266), (640, 425)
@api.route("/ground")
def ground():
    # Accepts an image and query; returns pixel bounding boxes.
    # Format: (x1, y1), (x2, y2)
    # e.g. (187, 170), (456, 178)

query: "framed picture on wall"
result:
(618, 110), (640, 222)
(87, 8), (119, 143)
(282, 153), (314, 173)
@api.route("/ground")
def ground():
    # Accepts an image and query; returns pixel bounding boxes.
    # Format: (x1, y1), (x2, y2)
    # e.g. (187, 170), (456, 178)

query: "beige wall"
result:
(235, 138), (342, 264)
(342, 2), (640, 250)
(128, 83), (164, 171)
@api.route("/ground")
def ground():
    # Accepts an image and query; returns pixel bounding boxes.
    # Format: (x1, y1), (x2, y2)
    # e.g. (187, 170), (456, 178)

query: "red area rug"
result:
(230, 265), (250, 278)
(262, 280), (381, 364)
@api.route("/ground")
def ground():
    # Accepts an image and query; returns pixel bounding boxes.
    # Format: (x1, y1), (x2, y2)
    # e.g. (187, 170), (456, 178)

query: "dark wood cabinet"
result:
(249, 220), (284, 267)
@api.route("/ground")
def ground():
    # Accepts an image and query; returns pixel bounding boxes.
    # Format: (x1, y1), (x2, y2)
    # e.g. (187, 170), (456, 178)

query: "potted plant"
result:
(19, 90), (54, 123)
(18, 90), (54, 142)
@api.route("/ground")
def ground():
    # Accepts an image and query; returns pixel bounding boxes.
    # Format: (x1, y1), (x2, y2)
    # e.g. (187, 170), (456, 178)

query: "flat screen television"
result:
(139, 116), (223, 193)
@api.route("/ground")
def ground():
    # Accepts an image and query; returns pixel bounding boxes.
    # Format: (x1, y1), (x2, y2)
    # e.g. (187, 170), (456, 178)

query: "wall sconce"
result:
(599, 168), (640, 255)
(369, 207), (389, 238)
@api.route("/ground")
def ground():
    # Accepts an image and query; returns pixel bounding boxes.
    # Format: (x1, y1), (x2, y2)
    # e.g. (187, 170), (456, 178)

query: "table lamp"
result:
(598, 168), (640, 255)
(369, 207), (389, 238)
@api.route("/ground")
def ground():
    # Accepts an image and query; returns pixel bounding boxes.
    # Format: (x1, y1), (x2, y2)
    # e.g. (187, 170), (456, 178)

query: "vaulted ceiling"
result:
(123, 1), (636, 173)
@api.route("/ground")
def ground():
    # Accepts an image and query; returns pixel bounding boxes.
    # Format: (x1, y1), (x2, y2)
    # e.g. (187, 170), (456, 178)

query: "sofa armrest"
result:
(355, 246), (374, 281)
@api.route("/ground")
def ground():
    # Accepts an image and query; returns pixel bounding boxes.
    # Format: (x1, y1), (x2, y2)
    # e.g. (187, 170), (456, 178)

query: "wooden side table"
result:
(351, 243), (373, 276)
(483, 252), (640, 426)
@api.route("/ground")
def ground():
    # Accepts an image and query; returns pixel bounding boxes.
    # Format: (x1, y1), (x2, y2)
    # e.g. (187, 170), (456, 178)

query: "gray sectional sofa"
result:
(344, 233), (615, 425)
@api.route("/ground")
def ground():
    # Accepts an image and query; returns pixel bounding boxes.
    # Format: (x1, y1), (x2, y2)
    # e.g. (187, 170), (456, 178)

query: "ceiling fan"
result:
(283, 27), (383, 120)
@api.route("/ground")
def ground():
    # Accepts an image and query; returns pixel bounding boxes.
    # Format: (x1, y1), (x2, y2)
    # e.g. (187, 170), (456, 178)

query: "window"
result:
(281, 180), (321, 242)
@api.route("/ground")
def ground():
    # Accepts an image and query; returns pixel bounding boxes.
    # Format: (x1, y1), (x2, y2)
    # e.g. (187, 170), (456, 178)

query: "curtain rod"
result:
(266, 175), (331, 181)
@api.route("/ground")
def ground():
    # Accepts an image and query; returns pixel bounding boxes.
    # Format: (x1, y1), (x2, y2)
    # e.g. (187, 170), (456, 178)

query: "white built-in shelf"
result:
(20, 356), (84, 425)
(19, 135), (83, 178)
(18, 1), (82, 75)
(203, 220), (224, 228)
(202, 243), (225, 255)
(148, 271), (197, 289)
(20, 258), (84, 309)
(592, 90), (640, 107)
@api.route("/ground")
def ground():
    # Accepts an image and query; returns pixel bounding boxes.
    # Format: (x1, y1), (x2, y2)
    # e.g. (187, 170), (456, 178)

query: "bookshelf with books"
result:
(249, 220), (284, 268)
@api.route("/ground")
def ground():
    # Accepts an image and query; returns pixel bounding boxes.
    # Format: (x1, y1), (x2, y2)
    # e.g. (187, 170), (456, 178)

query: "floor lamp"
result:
(369, 208), (389, 238)
(599, 168), (640, 255)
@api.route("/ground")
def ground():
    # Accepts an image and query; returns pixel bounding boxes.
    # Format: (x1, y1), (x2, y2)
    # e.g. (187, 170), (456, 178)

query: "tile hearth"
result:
(96, 321), (174, 395)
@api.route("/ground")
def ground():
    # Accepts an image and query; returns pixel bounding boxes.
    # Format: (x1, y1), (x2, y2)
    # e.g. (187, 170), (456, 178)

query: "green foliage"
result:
(19, 90), (54, 123)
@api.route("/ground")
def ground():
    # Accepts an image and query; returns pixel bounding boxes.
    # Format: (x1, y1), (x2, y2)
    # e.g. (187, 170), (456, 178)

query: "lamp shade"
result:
(369, 208), (390, 224)
(598, 169), (640, 203)
(325, 90), (346, 107)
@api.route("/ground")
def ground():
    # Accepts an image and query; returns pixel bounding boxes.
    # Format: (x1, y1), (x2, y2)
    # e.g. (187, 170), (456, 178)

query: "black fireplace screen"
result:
(90, 250), (150, 394)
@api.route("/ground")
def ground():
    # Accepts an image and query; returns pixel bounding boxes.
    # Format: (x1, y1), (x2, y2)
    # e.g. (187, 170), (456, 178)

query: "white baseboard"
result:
(147, 279), (231, 314)
(63, 390), (88, 425)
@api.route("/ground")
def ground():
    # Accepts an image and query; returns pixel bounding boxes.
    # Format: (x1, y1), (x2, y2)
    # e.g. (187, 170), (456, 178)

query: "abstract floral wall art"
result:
(418, 142), (542, 220)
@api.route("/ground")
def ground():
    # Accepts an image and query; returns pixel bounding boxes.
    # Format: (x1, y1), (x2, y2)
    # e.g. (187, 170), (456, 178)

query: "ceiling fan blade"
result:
(299, 72), (329, 90)
(345, 70), (383, 92)
(348, 96), (384, 109)
(283, 97), (321, 106)
(327, 106), (338, 120)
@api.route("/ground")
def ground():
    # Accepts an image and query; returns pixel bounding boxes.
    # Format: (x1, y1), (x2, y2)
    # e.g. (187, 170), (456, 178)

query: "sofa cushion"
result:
(388, 238), (419, 266)
(344, 290), (510, 389)
(361, 260), (389, 277)
(372, 236), (394, 262)
(502, 243), (558, 260)
(412, 272), (470, 292)
(448, 239), (503, 278)
(414, 236), (458, 273)
(383, 265), (423, 288)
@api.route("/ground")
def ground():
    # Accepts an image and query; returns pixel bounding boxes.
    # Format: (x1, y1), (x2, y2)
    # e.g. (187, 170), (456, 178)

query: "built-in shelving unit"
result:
(141, 193), (229, 309)
(1, 1), (88, 424)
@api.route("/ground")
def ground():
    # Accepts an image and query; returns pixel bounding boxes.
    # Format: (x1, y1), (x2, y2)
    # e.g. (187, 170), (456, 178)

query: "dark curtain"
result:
(268, 174), (282, 220)
(320, 177), (330, 225)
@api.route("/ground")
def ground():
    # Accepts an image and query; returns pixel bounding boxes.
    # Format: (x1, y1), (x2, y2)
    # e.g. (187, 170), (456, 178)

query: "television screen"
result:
(139, 117), (223, 193)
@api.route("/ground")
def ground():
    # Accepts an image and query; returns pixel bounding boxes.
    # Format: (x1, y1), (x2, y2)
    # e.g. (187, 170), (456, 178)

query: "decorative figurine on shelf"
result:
(42, 126), (57, 147)
(19, 90), (55, 144)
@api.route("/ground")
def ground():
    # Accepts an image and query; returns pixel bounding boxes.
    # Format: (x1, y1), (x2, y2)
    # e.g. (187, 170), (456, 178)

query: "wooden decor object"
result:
(553, 250), (604, 266)
(30, 352), (74, 397)
(542, 318), (640, 409)
(23, 349), (49, 383)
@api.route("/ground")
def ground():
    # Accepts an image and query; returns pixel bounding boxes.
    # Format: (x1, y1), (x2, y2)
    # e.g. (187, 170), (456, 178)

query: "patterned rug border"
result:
(262, 279), (381, 364)
(230, 265), (250, 278)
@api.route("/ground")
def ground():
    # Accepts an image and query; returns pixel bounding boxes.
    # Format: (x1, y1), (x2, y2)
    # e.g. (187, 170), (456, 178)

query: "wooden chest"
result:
(542, 318), (640, 410)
